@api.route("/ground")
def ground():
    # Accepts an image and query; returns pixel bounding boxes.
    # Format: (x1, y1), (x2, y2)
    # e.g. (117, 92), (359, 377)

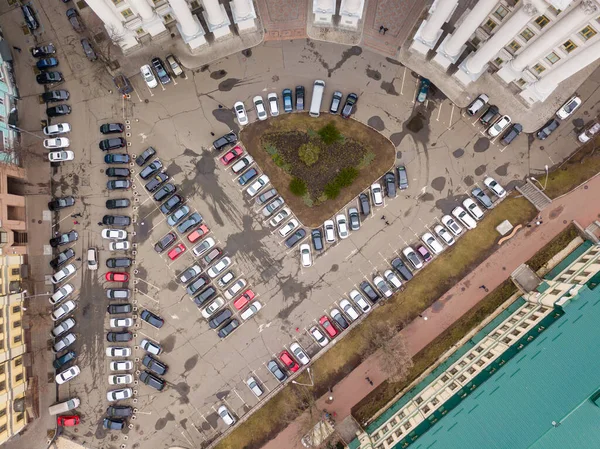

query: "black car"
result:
(140, 310), (164, 328)
(500, 123), (523, 145)
(154, 232), (176, 253)
(359, 193), (370, 215)
(391, 257), (413, 281)
(106, 258), (132, 268)
(295, 86), (305, 111)
(160, 195), (182, 214)
(32, 44), (56, 57)
(193, 286), (217, 307)
(139, 371), (165, 391)
(50, 248), (75, 269)
(360, 281), (380, 303)
(107, 303), (133, 314)
(285, 229), (306, 248)
(311, 229), (324, 251)
(153, 183), (176, 202)
(102, 215), (131, 226)
(48, 196), (75, 211)
(66, 8), (84, 32)
(479, 105), (499, 125)
(106, 406), (133, 418)
(106, 331), (133, 342)
(341, 93), (358, 119)
(106, 167), (131, 178)
(218, 319), (239, 338)
(100, 123), (124, 134)
(330, 91), (343, 114)
(107, 179), (131, 190)
(42, 90), (69, 103)
(142, 354), (168, 376)
(47, 105), (71, 117)
(36, 72), (63, 84)
(238, 168), (258, 186)
(268, 360), (287, 382)
(106, 198), (130, 209)
(81, 38), (97, 61)
(186, 275), (209, 296)
(136, 147), (156, 166)
(99, 138), (126, 151)
(209, 308), (232, 329)
(50, 230), (78, 248)
(151, 57), (171, 85)
(53, 350), (76, 370)
(103, 418), (126, 430)
(384, 172), (396, 198)
(331, 310), (349, 330)
(22, 5), (39, 30)
(140, 160), (163, 179)
(537, 119), (560, 140)
(213, 132), (237, 151)
(104, 153), (130, 164)
(145, 173), (169, 192)
(177, 213), (202, 234)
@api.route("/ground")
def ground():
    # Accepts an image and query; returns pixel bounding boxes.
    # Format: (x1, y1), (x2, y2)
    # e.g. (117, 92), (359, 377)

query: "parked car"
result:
(300, 243), (312, 267)
(578, 120), (600, 143)
(466, 94), (489, 116)
(279, 219), (299, 237)
(56, 366), (80, 384)
(500, 123), (522, 145)
(51, 264), (76, 284)
(32, 44), (55, 57)
(192, 237), (215, 257)
(201, 297), (225, 319)
(218, 319), (239, 338)
(267, 360), (288, 381)
(186, 275), (209, 296)
(267, 92), (279, 116)
(309, 326), (329, 347)
(166, 54), (183, 76)
(105, 272), (128, 283)
(36, 71), (63, 84)
(347, 207), (360, 231)
(140, 64), (158, 89)
(50, 317), (75, 337)
(52, 333), (76, 352)
(141, 310), (164, 328)
(107, 304), (132, 315)
(142, 355), (168, 375)
(441, 214), (463, 236)
(341, 93), (358, 118)
(140, 338), (162, 355)
(295, 85), (305, 111)
(279, 350), (299, 372)
(146, 173), (170, 193)
(246, 175), (270, 197)
(139, 371), (165, 391)
(50, 230), (78, 248)
(290, 342), (310, 365)
(44, 123), (71, 136)
(421, 232), (444, 255)
(384, 172), (396, 198)
(452, 206), (477, 230)
(231, 155), (253, 174)
(109, 360), (133, 371)
(217, 271), (235, 289)
(140, 160), (163, 179)
(434, 224), (455, 246)
(136, 147), (156, 166)
(246, 376), (264, 397)
(537, 118), (560, 140)
(256, 188), (278, 205)
(213, 132), (237, 151)
(106, 288), (130, 300)
(42, 90), (69, 103)
(48, 196), (75, 211)
(373, 276), (393, 298)
(50, 284), (74, 305)
(340, 299), (359, 321)
(167, 205), (190, 227)
(311, 228), (324, 251)
(103, 215), (131, 227)
(269, 207), (291, 227)
(240, 301), (262, 320)
(488, 115), (511, 137)
(99, 137), (126, 151)
(104, 154), (130, 164)
(359, 193), (370, 215)
(403, 246), (422, 270)
(160, 195), (183, 214)
(209, 308), (232, 329)
(416, 78), (430, 103)
(335, 214), (349, 239)
(86, 248), (97, 270)
(262, 197), (285, 217)
(360, 281), (380, 302)
(66, 8), (84, 32)
(324, 220), (336, 243)
(556, 95), (581, 119)
(330, 309), (349, 330)
(207, 257), (231, 278)
(102, 229), (127, 240)
(106, 406), (133, 418)
(349, 290), (371, 313)
(106, 331), (132, 343)
(48, 151), (74, 162)
(330, 91), (343, 114)
(106, 388), (132, 402)
(50, 248), (75, 270)
(253, 96), (267, 120)
(371, 183), (383, 206)
(106, 198), (130, 209)
(151, 57), (171, 85)
(463, 198), (484, 220)
(391, 257), (413, 281)
(37, 57), (58, 70)
(221, 146), (244, 165)
(80, 38), (97, 61)
(238, 168), (258, 186)
(106, 258), (132, 268)
(384, 269), (403, 290)
(53, 350), (76, 370)
(187, 224), (209, 243)
(479, 105), (499, 125)
(22, 5), (39, 30)
(103, 418), (125, 430)
(282, 88), (293, 112)
(218, 405), (236, 426)
(472, 187), (493, 209)
(109, 317), (133, 328)
(233, 289), (254, 310)
(47, 105), (72, 117)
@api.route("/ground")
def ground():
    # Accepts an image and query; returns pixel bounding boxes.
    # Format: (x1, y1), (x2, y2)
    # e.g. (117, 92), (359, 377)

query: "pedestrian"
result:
(527, 224), (532, 228)
(97, 221), (103, 226)
(12, 46), (21, 53)
(379, 25), (384, 34)
(210, 132), (215, 136)
(365, 376), (371, 383)
(480, 285), (489, 292)
(383, 27), (389, 35)
(369, 379), (374, 386)
(76, 213), (82, 217)
(73, 220), (79, 225)
(329, 386), (333, 393)
(385, 220), (390, 225)
(380, 215), (386, 220)
(218, 104), (223, 109)
(535, 220), (541, 226)
(76, 257), (82, 262)
(70, 214), (76, 218)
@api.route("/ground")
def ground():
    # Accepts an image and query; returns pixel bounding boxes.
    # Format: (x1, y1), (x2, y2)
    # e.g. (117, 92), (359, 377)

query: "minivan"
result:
(479, 105), (499, 126)
(309, 80), (325, 118)
(49, 397), (80, 415)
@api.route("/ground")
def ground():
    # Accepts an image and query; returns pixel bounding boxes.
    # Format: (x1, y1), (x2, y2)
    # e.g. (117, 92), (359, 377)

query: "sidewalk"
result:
(262, 175), (600, 449)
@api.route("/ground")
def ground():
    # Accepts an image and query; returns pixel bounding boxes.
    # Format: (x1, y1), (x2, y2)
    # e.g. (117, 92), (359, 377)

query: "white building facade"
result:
(411, 0), (600, 104)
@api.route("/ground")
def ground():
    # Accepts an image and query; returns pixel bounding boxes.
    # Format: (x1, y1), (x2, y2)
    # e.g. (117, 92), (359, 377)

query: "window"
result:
(0, 424), (6, 433)
(520, 28), (535, 41)
(484, 19), (498, 33)
(111, 0), (123, 4)
(121, 8), (134, 19)
(579, 26), (597, 41)
(16, 413), (23, 422)
(548, 6), (561, 16)
(15, 373), (23, 382)
(516, 78), (527, 88)
(0, 341), (4, 350)
(493, 57), (504, 66)
(12, 306), (20, 314)
(13, 334), (21, 344)
(532, 63), (546, 74)
(0, 365), (4, 375)
(507, 40), (521, 53)
(12, 320), (20, 328)
(163, 13), (174, 23)
(493, 5), (509, 21)
(545, 52), (561, 64)
(535, 15), (549, 29)
(14, 357), (21, 367)
(0, 381), (5, 392)
(10, 268), (19, 276)
(0, 408), (5, 417)
(563, 40), (577, 53)
(136, 27), (145, 35)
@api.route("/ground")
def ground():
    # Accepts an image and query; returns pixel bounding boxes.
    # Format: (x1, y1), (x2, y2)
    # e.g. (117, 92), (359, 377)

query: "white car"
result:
(240, 301), (262, 320)
(109, 374), (133, 385)
(278, 219), (299, 237)
(452, 206), (477, 230)
(208, 257), (232, 278)
(309, 326), (329, 347)
(300, 243), (312, 267)
(109, 360), (133, 371)
(556, 95), (581, 119)
(106, 388), (132, 402)
(269, 207), (291, 227)
(267, 93), (279, 116)
(192, 237), (215, 257)
(578, 121), (600, 143)
(140, 64), (158, 88)
(253, 95), (267, 120)
(52, 333), (76, 353)
(231, 155), (254, 174)
(421, 232), (444, 254)
(483, 177), (506, 198)
(48, 151), (74, 162)
(324, 220), (336, 243)
(102, 229), (127, 240)
(434, 225), (455, 246)
(51, 300), (76, 321)
(43, 123), (71, 136)
(463, 198), (484, 221)
(50, 318), (76, 338)
(335, 214), (349, 239)
(51, 264), (76, 284)
(246, 175), (270, 197)
(340, 299), (359, 321)
(56, 366), (80, 384)
(371, 183), (383, 206)
(87, 247), (98, 270)
(384, 269), (402, 290)
(402, 246), (423, 270)
(487, 115), (511, 137)
(290, 342), (310, 365)
(202, 297), (225, 319)
(50, 283), (74, 305)
(349, 290), (371, 313)
(140, 339), (161, 355)
(373, 276), (393, 298)
(217, 271), (235, 288)
(106, 347), (131, 357)
(441, 214), (463, 236)
(109, 241), (130, 251)
(246, 376), (264, 397)
(44, 137), (70, 149)
(109, 318), (133, 328)
(224, 279), (247, 300)
(234, 101), (249, 126)
(218, 405), (236, 426)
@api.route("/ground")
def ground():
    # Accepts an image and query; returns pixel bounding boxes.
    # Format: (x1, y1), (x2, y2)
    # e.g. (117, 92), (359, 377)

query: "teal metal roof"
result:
(408, 284), (600, 449)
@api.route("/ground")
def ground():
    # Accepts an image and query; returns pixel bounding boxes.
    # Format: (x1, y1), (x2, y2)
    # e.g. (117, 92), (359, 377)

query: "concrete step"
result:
(516, 180), (552, 211)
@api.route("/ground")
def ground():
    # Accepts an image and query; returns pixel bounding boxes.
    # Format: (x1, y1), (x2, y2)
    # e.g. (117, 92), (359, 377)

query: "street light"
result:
(292, 367), (314, 387)
(8, 124), (44, 140)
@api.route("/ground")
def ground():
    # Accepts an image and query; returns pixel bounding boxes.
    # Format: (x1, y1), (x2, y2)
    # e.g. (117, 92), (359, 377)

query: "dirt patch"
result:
(240, 113), (395, 226)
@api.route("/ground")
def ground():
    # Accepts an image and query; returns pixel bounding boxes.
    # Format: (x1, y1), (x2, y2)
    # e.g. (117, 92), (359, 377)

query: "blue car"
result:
(37, 58), (59, 70)
(417, 78), (430, 103)
(104, 154), (130, 164)
(282, 89), (293, 113)
(53, 350), (76, 370)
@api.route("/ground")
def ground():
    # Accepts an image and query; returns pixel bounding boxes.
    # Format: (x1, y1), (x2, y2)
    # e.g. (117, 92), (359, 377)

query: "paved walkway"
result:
(262, 175), (600, 449)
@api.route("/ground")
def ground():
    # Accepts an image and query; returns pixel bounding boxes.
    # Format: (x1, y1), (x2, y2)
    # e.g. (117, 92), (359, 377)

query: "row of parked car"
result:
(139, 56), (184, 89)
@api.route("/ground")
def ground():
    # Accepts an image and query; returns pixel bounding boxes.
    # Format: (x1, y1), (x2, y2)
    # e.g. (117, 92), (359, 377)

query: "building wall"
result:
(0, 164), (27, 256)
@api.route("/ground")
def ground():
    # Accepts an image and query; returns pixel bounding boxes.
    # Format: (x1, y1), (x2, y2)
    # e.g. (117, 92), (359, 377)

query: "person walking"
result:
(479, 285), (489, 292)
(383, 27), (389, 35)
(379, 25), (384, 34)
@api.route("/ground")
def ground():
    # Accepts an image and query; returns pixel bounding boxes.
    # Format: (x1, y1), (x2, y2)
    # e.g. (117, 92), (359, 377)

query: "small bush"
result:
(358, 151), (376, 169)
(318, 122), (342, 145)
(298, 143), (320, 166)
(289, 178), (307, 196)
(337, 167), (359, 188)
(264, 144), (277, 156)
(324, 182), (341, 199)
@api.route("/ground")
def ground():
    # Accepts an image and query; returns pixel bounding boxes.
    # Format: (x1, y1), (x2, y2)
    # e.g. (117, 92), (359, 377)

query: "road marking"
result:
(448, 103), (455, 129)
(136, 289), (159, 303)
(135, 278), (161, 290)
(400, 67), (406, 95)
(436, 103), (442, 121)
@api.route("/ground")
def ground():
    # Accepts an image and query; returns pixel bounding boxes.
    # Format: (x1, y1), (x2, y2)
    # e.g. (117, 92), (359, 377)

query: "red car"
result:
(319, 315), (338, 338)
(168, 243), (186, 261)
(187, 224), (210, 243)
(105, 272), (129, 282)
(233, 289), (255, 310)
(279, 350), (299, 372)
(220, 146), (243, 165)
(57, 415), (80, 426)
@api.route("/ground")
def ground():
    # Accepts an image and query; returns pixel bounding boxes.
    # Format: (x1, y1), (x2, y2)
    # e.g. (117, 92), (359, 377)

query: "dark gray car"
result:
(384, 172), (396, 198)
(391, 257), (413, 281)
(397, 166), (408, 190)
(472, 187), (493, 209)
(139, 371), (165, 391)
(359, 193), (370, 215)
(102, 215), (131, 226)
(285, 229), (306, 248)
(479, 105), (499, 125)
(142, 355), (168, 375)
(348, 207), (360, 231)
(311, 229), (324, 251)
(256, 188), (278, 205)
(80, 39), (97, 61)
(209, 308), (232, 329)
(213, 132), (237, 151)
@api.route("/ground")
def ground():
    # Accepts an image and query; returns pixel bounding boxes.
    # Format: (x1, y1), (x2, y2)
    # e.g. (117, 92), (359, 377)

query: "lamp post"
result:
(291, 367), (314, 387)
(8, 124), (44, 140)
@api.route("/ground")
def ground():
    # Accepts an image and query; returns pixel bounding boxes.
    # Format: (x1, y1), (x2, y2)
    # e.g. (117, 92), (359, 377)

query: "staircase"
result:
(516, 179), (552, 211)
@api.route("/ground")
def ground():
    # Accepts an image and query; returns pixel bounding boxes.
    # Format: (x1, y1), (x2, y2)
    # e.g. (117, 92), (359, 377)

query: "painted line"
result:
(436, 103), (442, 121)
(400, 66), (406, 95)
(448, 103), (455, 129)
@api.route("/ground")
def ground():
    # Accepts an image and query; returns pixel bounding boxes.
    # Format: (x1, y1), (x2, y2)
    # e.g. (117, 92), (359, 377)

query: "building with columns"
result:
(410, 0), (600, 105)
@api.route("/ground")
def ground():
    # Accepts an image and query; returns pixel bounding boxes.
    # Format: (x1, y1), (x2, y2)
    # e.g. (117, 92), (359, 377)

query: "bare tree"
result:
(288, 385), (334, 448)
(364, 321), (413, 383)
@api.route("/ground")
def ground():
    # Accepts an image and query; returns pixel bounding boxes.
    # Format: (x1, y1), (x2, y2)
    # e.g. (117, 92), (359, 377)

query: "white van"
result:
(309, 80), (325, 118)
(48, 397), (80, 415)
